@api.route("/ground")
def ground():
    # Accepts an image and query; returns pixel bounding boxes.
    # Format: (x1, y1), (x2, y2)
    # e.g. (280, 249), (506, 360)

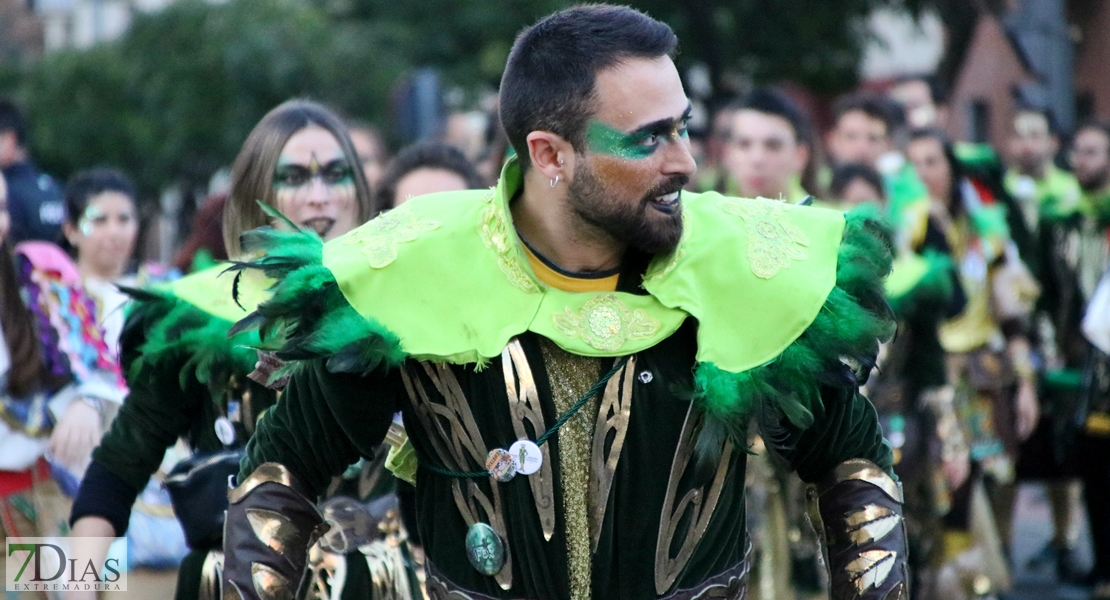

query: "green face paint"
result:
(586, 118), (690, 160)
(273, 155), (354, 191)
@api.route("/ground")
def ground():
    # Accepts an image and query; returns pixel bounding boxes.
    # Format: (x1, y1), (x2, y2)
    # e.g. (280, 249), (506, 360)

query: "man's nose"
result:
(664, 137), (697, 177)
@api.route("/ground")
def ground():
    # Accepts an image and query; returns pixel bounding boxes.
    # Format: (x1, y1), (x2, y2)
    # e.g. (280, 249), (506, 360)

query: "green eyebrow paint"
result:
(586, 121), (658, 160)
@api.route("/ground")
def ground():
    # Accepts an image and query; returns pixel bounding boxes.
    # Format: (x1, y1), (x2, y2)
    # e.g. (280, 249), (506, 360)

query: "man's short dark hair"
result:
(832, 93), (896, 136)
(829, 163), (886, 201)
(0, 98), (27, 147)
(499, 4), (678, 171)
(1076, 119), (1110, 148)
(729, 88), (813, 146)
(375, 142), (486, 209)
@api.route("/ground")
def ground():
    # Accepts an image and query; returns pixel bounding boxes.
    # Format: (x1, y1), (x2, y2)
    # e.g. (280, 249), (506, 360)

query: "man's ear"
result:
(794, 143), (811, 174)
(62, 222), (80, 247)
(526, 131), (572, 182)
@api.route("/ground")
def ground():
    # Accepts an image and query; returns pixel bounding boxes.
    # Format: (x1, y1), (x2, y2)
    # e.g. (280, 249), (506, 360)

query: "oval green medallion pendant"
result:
(465, 523), (505, 576)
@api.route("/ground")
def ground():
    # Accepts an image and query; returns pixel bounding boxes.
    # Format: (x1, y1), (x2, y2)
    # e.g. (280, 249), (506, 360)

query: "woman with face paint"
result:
(66, 100), (414, 600)
(61, 169), (144, 358)
(0, 171), (127, 582)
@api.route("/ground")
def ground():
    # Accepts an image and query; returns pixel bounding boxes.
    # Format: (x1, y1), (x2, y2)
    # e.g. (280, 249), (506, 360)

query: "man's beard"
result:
(1079, 166), (1110, 193)
(565, 162), (686, 255)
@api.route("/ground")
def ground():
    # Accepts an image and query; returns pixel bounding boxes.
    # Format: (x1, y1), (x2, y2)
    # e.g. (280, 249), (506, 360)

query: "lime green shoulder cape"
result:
(122, 264), (266, 398)
(238, 159), (894, 453)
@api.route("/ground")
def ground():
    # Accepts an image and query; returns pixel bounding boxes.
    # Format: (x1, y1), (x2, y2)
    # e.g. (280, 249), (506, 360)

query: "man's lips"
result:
(650, 190), (681, 214)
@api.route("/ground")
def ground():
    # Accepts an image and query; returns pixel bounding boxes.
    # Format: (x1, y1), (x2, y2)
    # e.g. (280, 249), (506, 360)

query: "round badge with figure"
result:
(214, 417), (236, 446)
(508, 439), (542, 476)
(465, 523), (505, 575)
(486, 448), (517, 482)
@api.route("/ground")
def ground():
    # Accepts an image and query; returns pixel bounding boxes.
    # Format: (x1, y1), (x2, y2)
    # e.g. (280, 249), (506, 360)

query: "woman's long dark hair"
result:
(908, 127), (966, 217)
(0, 242), (49, 397)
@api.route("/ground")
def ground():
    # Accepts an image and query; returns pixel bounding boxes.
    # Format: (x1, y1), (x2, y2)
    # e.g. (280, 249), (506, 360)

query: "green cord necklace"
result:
(422, 355), (629, 481)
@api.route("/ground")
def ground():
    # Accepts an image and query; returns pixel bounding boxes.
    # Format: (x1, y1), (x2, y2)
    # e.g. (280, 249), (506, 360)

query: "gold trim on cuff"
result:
(824, 459), (902, 503)
(228, 463), (302, 505)
(251, 563), (294, 600)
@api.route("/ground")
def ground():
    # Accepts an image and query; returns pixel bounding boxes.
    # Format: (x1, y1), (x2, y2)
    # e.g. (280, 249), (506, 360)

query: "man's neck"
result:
(0, 146), (28, 170)
(511, 169), (626, 273)
(1017, 161), (1049, 180)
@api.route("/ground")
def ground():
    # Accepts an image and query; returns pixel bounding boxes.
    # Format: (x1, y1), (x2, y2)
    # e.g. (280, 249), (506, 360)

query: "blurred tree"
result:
(328, 0), (938, 104)
(2, 0), (400, 210)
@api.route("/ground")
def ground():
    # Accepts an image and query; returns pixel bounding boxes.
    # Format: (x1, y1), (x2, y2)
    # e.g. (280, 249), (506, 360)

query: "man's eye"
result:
(639, 133), (660, 147)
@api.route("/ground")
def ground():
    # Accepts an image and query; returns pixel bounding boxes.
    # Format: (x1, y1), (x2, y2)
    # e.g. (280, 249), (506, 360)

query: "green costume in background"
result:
(223, 159), (910, 600)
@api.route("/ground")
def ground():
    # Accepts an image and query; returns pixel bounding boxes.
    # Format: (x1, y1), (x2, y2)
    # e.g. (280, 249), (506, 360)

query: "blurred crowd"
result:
(0, 66), (1108, 600)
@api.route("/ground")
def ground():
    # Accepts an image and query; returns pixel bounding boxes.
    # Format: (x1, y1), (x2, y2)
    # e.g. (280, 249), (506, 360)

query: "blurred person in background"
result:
(1074, 121), (1110, 303)
(1002, 108), (1087, 584)
(1069, 120), (1110, 599)
(0, 170), (127, 589)
(693, 103), (737, 192)
(0, 98), (66, 245)
(888, 75), (948, 131)
(374, 141), (486, 210)
(172, 191), (229, 274)
(348, 120), (388, 192)
(825, 94), (894, 170)
(68, 99), (417, 600)
(61, 169), (140, 357)
(721, 86), (822, 597)
(1004, 108), (1082, 230)
(722, 88), (813, 203)
(906, 127), (1042, 599)
(831, 158), (970, 599)
(828, 163), (886, 208)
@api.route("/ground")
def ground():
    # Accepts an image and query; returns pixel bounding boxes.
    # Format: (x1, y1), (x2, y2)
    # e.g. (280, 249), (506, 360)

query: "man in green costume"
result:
(222, 6), (909, 600)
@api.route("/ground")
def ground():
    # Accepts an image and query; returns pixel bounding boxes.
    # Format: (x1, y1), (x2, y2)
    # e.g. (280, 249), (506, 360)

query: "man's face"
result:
(1008, 112), (1056, 175)
(827, 110), (889, 168)
(566, 55), (696, 255)
(1070, 127), (1110, 192)
(724, 109), (807, 199)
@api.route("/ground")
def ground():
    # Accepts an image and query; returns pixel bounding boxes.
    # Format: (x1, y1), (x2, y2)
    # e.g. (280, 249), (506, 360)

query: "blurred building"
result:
(33, 0), (176, 51)
(0, 0), (44, 64)
(946, 0), (1110, 149)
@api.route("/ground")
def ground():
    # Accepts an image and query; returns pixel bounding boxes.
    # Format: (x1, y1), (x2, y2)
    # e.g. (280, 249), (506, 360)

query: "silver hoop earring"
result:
(550, 175), (560, 187)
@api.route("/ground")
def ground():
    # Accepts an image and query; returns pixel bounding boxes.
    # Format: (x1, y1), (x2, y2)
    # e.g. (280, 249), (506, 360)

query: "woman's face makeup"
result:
(272, 125), (359, 240)
(69, 191), (137, 279)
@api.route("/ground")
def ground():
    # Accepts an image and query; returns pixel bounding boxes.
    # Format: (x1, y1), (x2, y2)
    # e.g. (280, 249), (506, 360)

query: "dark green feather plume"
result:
(124, 288), (260, 402)
(226, 216), (406, 380)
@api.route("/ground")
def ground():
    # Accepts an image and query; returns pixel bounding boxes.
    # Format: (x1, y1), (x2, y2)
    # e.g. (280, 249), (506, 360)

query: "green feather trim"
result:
(121, 286), (259, 401)
(227, 217), (406, 378)
(690, 204), (896, 466)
